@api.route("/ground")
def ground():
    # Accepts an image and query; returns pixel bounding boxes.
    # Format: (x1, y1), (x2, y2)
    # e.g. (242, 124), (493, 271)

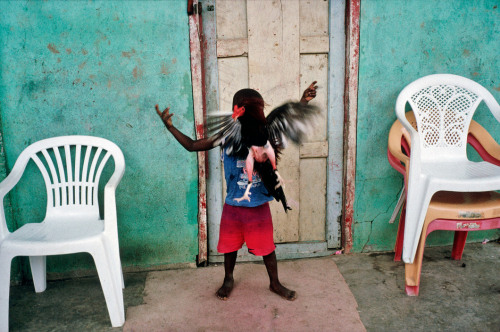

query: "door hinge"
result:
(188, 1), (203, 16)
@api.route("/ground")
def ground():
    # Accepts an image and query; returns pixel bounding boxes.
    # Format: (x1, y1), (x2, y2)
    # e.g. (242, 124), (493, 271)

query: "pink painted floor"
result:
(124, 257), (365, 332)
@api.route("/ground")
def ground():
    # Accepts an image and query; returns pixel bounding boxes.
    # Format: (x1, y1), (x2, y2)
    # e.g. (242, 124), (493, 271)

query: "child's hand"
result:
(155, 104), (174, 128)
(300, 81), (318, 104)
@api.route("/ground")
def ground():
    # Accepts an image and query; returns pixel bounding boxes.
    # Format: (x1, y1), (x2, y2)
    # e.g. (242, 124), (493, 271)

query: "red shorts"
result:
(217, 203), (275, 256)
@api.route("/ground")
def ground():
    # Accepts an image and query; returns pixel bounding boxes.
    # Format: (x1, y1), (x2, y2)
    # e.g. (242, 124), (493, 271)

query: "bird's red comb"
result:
(232, 105), (246, 120)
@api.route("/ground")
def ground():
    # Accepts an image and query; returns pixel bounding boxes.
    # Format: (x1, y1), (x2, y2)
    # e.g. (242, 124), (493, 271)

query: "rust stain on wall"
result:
(122, 48), (136, 58)
(47, 43), (60, 54)
(132, 66), (142, 79)
(161, 63), (169, 75)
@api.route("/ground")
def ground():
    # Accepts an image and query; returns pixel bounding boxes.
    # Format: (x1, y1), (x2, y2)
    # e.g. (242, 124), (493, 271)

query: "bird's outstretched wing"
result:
(207, 112), (246, 156)
(266, 102), (321, 153)
(208, 102), (320, 156)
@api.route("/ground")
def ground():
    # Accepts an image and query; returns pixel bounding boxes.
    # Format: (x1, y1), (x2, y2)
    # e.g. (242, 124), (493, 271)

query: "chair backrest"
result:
(395, 74), (500, 162)
(13, 136), (125, 221)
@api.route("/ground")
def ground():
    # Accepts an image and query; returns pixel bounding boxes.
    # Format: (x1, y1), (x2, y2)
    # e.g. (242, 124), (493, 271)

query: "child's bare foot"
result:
(270, 283), (296, 301)
(216, 277), (234, 300)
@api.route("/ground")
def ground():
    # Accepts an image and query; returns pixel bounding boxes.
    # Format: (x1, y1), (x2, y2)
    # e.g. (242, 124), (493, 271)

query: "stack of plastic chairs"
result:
(389, 74), (500, 295)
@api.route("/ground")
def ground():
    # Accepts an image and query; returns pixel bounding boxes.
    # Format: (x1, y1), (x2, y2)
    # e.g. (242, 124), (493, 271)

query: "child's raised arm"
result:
(155, 104), (218, 152)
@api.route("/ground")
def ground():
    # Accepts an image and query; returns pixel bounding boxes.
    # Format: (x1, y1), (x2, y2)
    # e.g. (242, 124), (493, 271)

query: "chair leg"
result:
(404, 218), (431, 296)
(405, 284), (419, 296)
(108, 239), (124, 289)
(402, 185), (433, 263)
(405, 249), (424, 296)
(451, 231), (468, 260)
(91, 245), (125, 327)
(394, 202), (406, 262)
(29, 256), (47, 293)
(104, 238), (125, 316)
(0, 255), (12, 332)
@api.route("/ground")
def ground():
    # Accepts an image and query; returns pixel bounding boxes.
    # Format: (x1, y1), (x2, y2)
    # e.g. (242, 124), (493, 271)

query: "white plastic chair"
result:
(395, 74), (500, 263)
(0, 136), (125, 331)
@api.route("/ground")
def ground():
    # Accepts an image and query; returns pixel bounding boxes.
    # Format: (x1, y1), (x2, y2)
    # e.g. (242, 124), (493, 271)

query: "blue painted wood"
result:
(202, 0), (224, 259)
(210, 242), (332, 263)
(326, 0), (346, 248)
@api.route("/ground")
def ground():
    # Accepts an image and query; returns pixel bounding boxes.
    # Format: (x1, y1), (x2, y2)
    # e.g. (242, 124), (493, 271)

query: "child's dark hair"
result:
(232, 89), (268, 147)
(232, 89), (266, 124)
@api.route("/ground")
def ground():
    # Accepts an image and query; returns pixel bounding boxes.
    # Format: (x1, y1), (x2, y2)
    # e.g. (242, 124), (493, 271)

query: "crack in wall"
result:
(361, 188), (402, 252)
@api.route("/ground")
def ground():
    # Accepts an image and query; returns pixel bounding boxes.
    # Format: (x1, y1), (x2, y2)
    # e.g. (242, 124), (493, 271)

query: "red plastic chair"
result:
(388, 112), (500, 295)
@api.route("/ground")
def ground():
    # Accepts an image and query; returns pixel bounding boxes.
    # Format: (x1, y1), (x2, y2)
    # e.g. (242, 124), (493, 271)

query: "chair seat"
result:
(422, 161), (500, 188)
(429, 191), (500, 219)
(2, 219), (104, 254)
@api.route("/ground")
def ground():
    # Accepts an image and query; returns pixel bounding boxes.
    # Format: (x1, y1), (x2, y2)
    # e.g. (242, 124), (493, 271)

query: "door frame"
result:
(343, 0), (360, 254)
(190, 0), (360, 261)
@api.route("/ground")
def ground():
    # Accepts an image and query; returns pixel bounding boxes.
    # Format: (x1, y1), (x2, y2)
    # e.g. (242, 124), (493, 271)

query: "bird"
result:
(208, 94), (321, 213)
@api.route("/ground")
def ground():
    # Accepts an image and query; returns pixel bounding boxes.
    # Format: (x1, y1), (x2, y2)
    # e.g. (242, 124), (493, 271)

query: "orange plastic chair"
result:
(388, 112), (500, 296)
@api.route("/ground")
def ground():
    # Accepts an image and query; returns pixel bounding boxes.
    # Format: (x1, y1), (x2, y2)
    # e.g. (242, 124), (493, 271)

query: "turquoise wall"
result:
(1, 0), (499, 276)
(354, 0), (500, 252)
(0, 1), (199, 278)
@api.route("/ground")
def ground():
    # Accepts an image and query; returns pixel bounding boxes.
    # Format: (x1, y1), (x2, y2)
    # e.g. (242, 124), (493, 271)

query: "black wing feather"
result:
(266, 102), (321, 154)
(254, 160), (292, 213)
(207, 102), (320, 157)
(207, 113), (246, 156)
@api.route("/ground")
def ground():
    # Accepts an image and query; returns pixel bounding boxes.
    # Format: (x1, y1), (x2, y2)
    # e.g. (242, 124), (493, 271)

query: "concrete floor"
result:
(7, 241), (500, 331)
(332, 241), (500, 332)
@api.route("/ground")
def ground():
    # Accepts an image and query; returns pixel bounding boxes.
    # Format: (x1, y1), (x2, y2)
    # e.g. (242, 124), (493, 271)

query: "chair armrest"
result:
(103, 160), (125, 233)
(388, 119), (410, 167)
(104, 184), (119, 233)
(387, 147), (406, 175)
(0, 165), (26, 199)
(468, 121), (500, 166)
(0, 158), (29, 239)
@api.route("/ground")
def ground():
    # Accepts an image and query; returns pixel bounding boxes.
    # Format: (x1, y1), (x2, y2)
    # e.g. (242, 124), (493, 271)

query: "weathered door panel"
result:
(205, 0), (344, 261)
(247, 0), (301, 243)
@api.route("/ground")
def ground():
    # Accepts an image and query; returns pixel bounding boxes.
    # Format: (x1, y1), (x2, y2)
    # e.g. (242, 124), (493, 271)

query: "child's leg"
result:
(263, 251), (296, 301)
(216, 204), (244, 300)
(216, 251), (237, 300)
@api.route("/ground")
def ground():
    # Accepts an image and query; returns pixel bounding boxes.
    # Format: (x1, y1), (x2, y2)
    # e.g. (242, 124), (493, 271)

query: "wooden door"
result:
(204, 0), (345, 261)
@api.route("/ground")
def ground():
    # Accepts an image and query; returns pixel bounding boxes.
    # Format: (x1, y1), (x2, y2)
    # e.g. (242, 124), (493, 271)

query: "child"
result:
(155, 82), (317, 301)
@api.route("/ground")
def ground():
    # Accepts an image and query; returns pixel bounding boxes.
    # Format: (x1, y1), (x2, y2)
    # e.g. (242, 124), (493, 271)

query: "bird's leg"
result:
(274, 170), (285, 189)
(234, 149), (255, 203)
(261, 142), (286, 189)
(234, 183), (252, 203)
